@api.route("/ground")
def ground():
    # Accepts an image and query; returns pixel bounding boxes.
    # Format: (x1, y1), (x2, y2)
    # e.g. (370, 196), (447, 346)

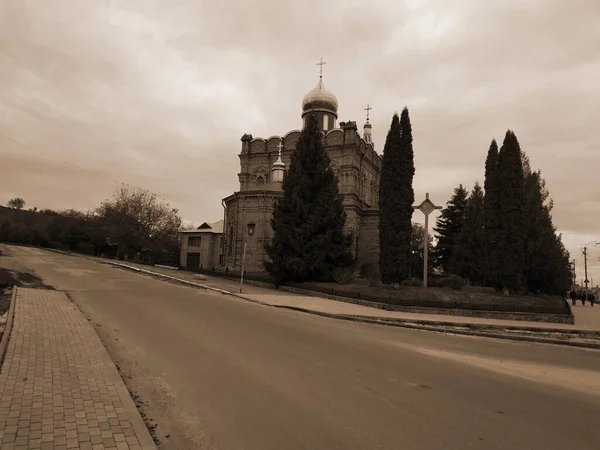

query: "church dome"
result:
(302, 78), (338, 114)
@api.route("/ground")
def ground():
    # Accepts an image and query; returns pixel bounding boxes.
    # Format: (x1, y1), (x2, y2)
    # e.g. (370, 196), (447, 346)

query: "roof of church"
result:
(302, 78), (338, 113)
(263, 181), (283, 192)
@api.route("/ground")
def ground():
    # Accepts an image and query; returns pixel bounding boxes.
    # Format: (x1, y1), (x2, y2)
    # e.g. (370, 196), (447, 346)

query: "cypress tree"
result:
(396, 107), (416, 280)
(496, 130), (527, 292)
(265, 114), (353, 285)
(433, 184), (469, 274)
(379, 108), (415, 283)
(452, 183), (486, 284)
(524, 169), (573, 295)
(483, 139), (500, 287)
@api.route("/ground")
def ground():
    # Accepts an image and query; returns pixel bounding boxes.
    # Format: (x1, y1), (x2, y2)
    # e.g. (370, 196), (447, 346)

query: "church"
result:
(182, 64), (382, 274)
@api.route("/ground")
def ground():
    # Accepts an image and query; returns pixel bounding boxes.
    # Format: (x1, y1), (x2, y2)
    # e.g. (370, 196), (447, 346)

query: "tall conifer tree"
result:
(452, 183), (486, 284)
(433, 184), (469, 273)
(483, 139), (500, 287)
(524, 169), (573, 294)
(379, 108), (415, 283)
(265, 114), (353, 285)
(379, 114), (402, 283)
(496, 130), (527, 292)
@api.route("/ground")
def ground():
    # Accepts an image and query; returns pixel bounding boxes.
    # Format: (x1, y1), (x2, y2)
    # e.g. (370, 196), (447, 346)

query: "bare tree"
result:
(7, 197), (26, 210)
(182, 221), (197, 231)
(96, 185), (182, 255)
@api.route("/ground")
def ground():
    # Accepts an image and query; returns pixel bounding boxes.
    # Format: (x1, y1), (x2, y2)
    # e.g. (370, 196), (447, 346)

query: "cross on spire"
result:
(276, 142), (283, 156)
(317, 57), (327, 78)
(364, 104), (372, 122)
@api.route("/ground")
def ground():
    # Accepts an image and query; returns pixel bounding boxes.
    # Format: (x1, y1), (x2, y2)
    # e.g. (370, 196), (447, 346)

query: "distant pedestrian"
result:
(590, 293), (596, 307)
(570, 290), (577, 306)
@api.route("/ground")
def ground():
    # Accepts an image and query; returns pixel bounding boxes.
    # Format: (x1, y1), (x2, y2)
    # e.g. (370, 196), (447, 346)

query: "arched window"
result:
(323, 114), (329, 130)
(256, 176), (265, 185)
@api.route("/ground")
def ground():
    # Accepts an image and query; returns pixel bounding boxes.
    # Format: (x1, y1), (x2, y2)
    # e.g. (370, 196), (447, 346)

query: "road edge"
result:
(106, 262), (600, 350)
(0, 286), (18, 369)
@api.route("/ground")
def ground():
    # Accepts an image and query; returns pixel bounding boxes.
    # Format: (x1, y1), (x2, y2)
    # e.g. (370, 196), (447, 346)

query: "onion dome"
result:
(302, 78), (338, 115)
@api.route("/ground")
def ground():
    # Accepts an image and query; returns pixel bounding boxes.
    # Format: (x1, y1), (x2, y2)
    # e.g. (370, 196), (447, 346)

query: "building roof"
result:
(302, 78), (338, 113)
(180, 219), (223, 234)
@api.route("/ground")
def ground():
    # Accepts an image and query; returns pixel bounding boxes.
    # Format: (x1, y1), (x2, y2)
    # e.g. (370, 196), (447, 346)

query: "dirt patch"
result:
(0, 267), (55, 317)
(0, 267), (54, 291)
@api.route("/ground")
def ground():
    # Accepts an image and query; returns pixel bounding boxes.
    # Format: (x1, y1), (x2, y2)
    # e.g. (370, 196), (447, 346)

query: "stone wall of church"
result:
(223, 192), (281, 273)
(357, 210), (380, 271)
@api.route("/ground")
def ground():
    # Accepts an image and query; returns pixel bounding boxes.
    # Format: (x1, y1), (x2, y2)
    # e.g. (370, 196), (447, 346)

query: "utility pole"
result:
(583, 247), (589, 303)
(583, 241), (599, 303)
(572, 258), (576, 289)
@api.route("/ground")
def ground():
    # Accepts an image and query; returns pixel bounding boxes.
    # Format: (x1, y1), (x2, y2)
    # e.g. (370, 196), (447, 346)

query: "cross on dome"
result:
(364, 104), (372, 122)
(317, 57), (327, 78)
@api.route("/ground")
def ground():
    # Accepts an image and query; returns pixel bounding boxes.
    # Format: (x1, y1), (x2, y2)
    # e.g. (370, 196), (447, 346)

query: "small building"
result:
(179, 220), (224, 270)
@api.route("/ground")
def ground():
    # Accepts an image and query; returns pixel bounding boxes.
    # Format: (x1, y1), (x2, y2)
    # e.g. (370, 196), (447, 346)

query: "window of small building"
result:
(188, 236), (201, 246)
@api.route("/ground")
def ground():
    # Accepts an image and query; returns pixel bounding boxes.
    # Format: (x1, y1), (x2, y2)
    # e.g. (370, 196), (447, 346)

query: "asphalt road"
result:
(1, 244), (599, 450)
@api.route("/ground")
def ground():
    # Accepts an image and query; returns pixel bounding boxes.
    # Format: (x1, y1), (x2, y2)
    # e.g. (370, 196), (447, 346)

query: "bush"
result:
(333, 266), (355, 285)
(359, 263), (380, 287)
(437, 275), (467, 290)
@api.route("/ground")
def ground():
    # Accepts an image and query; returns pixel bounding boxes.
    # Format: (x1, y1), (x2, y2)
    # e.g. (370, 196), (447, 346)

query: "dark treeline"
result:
(0, 185), (182, 264)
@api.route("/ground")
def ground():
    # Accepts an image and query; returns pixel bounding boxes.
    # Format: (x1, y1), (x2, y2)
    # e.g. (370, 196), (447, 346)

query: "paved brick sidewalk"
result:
(0, 287), (156, 450)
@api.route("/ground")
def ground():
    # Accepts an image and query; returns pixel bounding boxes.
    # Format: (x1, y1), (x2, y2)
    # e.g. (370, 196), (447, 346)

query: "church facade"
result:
(220, 72), (382, 274)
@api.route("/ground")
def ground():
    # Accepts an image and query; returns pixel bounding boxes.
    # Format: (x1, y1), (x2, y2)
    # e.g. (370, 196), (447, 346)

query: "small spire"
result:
(317, 57), (327, 79)
(272, 141), (285, 182)
(364, 104), (372, 123)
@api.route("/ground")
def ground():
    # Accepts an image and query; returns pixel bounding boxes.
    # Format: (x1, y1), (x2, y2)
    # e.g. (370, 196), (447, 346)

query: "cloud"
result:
(1, 0), (598, 279)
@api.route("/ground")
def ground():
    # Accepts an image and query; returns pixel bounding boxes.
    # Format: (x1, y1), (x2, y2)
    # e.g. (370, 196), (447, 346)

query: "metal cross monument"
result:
(413, 193), (442, 288)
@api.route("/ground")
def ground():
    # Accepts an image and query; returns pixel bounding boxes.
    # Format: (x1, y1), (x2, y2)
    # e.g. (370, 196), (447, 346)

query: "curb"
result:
(108, 263), (600, 350)
(0, 286), (18, 368)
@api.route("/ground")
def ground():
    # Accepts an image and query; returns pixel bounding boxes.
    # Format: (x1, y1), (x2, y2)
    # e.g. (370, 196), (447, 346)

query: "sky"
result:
(1, 0), (599, 282)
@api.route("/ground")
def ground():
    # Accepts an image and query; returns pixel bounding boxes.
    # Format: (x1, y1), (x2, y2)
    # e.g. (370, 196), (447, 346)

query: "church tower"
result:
(271, 143), (285, 182)
(301, 58), (338, 132)
(363, 104), (373, 144)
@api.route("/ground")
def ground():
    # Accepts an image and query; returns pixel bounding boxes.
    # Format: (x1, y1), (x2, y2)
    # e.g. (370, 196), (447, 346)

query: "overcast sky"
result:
(1, 0), (599, 281)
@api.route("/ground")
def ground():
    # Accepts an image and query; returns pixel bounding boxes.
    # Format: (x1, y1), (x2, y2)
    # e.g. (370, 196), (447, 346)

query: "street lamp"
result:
(240, 222), (255, 293)
(413, 193), (442, 288)
(583, 240), (599, 303)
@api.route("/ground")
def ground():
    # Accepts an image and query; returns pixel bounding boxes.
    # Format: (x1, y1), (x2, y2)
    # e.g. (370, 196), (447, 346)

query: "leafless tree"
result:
(96, 184), (182, 254)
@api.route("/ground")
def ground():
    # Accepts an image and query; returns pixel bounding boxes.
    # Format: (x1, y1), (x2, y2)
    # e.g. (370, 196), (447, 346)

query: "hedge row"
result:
(286, 282), (570, 315)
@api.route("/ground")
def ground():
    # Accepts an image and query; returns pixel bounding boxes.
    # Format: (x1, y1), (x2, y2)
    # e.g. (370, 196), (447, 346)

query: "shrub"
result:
(333, 266), (355, 285)
(401, 279), (422, 287)
(359, 263), (380, 287)
(438, 275), (467, 290)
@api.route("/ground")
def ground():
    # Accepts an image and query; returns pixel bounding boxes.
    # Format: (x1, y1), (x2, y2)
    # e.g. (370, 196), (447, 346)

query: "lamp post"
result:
(413, 193), (442, 288)
(583, 241), (599, 303)
(240, 222), (255, 293)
